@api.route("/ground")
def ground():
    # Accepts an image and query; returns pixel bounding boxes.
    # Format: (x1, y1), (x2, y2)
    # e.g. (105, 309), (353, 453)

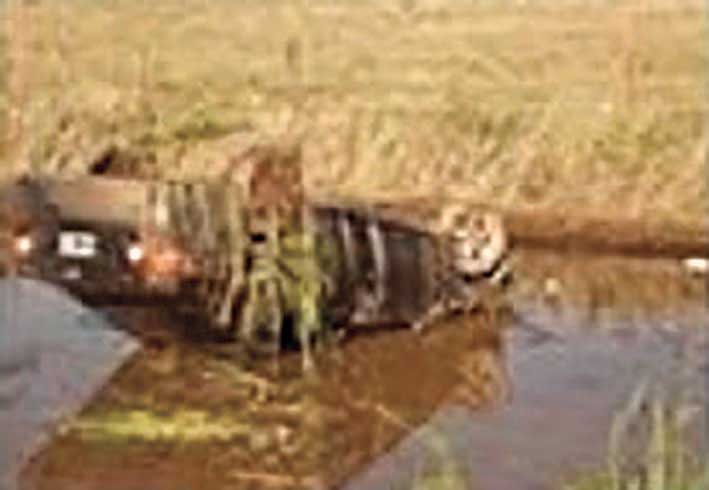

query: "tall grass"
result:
(2, 0), (32, 178)
(396, 382), (708, 490)
(564, 382), (708, 490)
(0, 0), (705, 223)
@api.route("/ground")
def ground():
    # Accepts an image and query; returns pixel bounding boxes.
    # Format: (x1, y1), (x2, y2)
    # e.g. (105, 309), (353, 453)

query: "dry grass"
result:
(0, 0), (705, 223)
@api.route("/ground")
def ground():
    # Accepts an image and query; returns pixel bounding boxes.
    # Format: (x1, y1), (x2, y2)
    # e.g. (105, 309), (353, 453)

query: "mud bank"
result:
(355, 193), (708, 259)
(504, 210), (709, 260)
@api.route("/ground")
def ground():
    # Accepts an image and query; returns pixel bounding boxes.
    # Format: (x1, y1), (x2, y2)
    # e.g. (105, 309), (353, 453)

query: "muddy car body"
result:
(0, 174), (511, 352)
(0, 177), (197, 301)
(309, 200), (512, 332)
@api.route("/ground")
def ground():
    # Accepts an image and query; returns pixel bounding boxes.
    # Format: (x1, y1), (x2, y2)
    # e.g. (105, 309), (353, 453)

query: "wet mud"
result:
(503, 211), (709, 260)
(19, 249), (709, 490)
(357, 194), (709, 259)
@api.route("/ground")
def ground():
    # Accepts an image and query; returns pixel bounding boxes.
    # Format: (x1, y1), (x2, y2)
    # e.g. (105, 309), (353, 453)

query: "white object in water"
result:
(681, 257), (709, 276)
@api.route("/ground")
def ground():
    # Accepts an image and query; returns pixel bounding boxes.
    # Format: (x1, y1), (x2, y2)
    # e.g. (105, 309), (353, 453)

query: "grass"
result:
(409, 431), (469, 490)
(396, 381), (709, 490)
(67, 408), (255, 443)
(0, 0), (705, 224)
(563, 381), (709, 490)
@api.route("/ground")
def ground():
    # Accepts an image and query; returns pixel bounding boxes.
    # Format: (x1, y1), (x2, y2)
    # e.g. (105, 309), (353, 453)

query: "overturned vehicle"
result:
(0, 171), (512, 359)
(0, 177), (199, 301)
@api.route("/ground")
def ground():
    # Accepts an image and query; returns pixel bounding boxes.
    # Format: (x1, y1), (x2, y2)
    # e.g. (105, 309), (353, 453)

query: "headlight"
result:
(14, 235), (33, 255)
(126, 243), (145, 263)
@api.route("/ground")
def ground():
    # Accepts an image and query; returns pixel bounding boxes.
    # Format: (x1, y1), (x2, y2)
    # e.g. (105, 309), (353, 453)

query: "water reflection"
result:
(314, 313), (512, 486)
(335, 250), (708, 490)
(512, 250), (708, 331)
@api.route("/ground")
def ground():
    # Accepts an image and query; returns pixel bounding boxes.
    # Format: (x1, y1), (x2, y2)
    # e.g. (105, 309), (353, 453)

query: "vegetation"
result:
(4, 3), (705, 488)
(396, 382), (708, 490)
(0, 0), (705, 224)
(563, 382), (708, 490)
(69, 408), (255, 443)
(409, 431), (469, 490)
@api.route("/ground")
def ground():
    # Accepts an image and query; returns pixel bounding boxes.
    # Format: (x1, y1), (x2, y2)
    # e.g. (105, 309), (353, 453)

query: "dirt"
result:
(20, 307), (327, 490)
(20, 310), (505, 490)
(358, 193), (709, 259)
(503, 210), (709, 260)
(18, 249), (709, 490)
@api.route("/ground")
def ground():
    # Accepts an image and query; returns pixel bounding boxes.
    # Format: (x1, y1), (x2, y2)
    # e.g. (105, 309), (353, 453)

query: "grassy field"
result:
(0, 0), (705, 223)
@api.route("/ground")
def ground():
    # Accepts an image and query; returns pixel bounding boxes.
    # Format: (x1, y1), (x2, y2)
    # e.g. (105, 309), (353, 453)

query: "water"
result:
(323, 251), (708, 489)
(19, 250), (709, 490)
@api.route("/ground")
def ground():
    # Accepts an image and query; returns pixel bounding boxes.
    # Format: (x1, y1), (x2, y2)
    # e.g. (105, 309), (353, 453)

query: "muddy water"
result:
(332, 251), (708, 489)
(20, 250), (708, 490)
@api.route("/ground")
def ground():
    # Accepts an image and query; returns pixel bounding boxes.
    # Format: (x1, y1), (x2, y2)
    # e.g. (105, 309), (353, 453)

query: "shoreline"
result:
(337, 192), (708, 260)
(504, 210), (708, 260)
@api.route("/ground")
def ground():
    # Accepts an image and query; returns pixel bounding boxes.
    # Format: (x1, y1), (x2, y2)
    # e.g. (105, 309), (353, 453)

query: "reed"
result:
(0, 0), (702, 224)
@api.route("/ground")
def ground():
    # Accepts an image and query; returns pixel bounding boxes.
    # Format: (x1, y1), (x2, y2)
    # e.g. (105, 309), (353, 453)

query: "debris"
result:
(228, 471), (323, 489)
(682, 257), (709, 276)
(71, 409), (252, 443)
(249, 429), (273, 453)
(543, 277), (563, 299)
